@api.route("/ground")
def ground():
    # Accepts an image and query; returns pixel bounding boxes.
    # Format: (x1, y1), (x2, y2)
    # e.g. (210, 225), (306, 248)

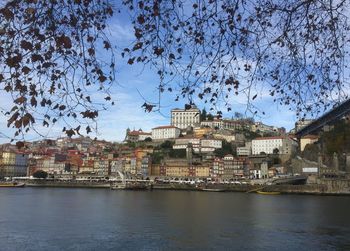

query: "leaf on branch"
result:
(55, 35), (72, 49)
(14, 96), (27, 104)
(141, 102), (155, 112)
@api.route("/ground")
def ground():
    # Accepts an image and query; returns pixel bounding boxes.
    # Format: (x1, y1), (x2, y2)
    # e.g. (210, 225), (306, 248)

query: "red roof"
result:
(253, 136), (284, 140)
(302, 135), (319, 139)
(128, 130), (151, 136)
(152, 125), (179, 129)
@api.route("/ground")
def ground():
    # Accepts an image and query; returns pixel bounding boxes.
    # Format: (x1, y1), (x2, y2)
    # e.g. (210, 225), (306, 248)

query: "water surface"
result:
(0, 188), (349, 250)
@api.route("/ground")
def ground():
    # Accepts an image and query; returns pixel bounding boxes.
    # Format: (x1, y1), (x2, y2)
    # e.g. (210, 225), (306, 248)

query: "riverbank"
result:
(20, 179), (350, 195)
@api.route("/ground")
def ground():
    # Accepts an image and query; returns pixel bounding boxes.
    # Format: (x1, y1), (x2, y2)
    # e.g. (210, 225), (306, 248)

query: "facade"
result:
(171, 106), (200, 129)
(252, 122), (281, 135)
(173, 138), (222, 153)
(212, 158), (224, 177)
(194, 164), (211, 177)
(252, 136), (297, 155)
(1, 152), (28, 177)
(237, 142), (252, 156)
(93, 159), (109, 176)
(200, 119), (223, 129)
(300, 135), (319, 151)
(152, 126), (181, 140)
(295, 119), (314, 132)
(141, 156), (151, 177)
(125, 129), (152, 142)
(110, 159), (125, 176)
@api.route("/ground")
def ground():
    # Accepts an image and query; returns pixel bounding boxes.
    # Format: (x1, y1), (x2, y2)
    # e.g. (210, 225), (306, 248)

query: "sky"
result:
(0, 3), (302, 144)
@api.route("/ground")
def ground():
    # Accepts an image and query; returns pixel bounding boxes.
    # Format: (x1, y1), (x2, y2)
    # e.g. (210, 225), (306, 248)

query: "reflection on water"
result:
(0, 188), (350, 251)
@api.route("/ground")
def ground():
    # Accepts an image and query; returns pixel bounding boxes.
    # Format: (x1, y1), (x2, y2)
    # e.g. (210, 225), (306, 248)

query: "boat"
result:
(256, 190), (281, 195)
(0, 182), (25, 188)
(201, 188), (226, 192)
(111, 182), (150, 190)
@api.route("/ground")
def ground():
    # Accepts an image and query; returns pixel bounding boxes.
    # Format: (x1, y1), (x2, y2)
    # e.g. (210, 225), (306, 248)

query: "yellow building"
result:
(300, 135), (319, 151)
(194, 165), (210, 177)
(2, 152), (16, 165)
(151, 164), (161, 176)
(165, 165), (189, 177)
(193, 127), (213, 138)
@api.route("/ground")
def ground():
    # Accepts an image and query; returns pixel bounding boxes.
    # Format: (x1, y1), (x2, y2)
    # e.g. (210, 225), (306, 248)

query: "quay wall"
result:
(25, 180), (110, 188)
(22, 179), (350, 195)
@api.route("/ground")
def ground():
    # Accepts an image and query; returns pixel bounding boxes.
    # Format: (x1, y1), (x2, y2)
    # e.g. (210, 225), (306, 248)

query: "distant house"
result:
(152, 125), (181, 141)
(125, 128), (152, 142)
(300, 135), (319, 151)
(252, 136), (297, 155)
(171, 105), (200, 129)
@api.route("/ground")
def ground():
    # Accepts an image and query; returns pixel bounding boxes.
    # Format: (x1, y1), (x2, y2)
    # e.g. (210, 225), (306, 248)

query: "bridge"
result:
(295, 99), (350, 138)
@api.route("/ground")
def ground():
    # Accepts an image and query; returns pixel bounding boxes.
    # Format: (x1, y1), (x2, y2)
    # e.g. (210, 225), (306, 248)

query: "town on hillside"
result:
(1, 105), (349, 185)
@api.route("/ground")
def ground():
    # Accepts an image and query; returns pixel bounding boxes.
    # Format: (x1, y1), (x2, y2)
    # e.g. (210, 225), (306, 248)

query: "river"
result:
(0, 188), (349, 250)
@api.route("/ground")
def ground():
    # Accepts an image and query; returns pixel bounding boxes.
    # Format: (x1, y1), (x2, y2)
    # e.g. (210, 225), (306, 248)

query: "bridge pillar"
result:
(346, 154), (350, 173)
(318, 153), (323, 176)
(333, 152), (339, 172)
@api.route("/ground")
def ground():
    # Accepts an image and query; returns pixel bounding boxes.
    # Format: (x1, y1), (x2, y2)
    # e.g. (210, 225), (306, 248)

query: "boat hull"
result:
(0, 182), (25, 188)
(201, 188), (226, 192)
(256, 191), (281, 195)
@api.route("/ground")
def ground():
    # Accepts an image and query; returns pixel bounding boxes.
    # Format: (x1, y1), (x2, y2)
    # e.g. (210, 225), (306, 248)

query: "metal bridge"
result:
(295, 99), (350, 138)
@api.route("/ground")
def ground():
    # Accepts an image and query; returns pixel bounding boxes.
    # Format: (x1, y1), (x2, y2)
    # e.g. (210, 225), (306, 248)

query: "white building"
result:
(152, 125), (181, 140)
(200, 119), (223, 129)
(252, 136), (297, 155)
(173, 138), (201, 150)
(171, 106), (200, 129)
(201, 139), (222, 149)
(173, 138), (222, 153)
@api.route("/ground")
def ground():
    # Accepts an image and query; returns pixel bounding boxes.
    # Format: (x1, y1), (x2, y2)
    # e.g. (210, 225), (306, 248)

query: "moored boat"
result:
(256, 190), (281, 195)
(201, 188), (226, 192)
(111, 182), (150, 190)
(0, 182), (25, 188)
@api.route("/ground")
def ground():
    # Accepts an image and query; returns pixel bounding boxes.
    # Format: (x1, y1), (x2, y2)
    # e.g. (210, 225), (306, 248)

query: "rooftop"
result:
(152, 125), (179, 130)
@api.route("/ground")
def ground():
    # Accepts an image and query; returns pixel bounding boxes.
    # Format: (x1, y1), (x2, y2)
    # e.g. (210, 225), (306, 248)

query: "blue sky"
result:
(0, 4), (300, 144)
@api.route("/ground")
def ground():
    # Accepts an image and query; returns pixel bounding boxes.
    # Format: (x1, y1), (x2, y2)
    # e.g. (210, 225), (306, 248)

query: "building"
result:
(125, 128), (152, 142)
(252, 122), (281, 135)
(300, 135), (319, 151)
(110, 159), (125, 176)
(152, 125), (181, 141)
(212, 158), (224, 177)
(237, 142), (252, 156)
(141, 156), (151, 177)
(0, 152), (28, 177)
(93, 159), (110, 176)
(295, 119), (314, 132)
(252, 136), (297, 155)
(173, 138), (222, 153)
(200, 119), (223, 129)
(171, 105), (200, 129)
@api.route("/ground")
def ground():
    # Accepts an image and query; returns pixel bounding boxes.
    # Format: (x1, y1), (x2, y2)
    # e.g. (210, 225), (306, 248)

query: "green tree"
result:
(200, 108), (207, 121)
(273, 148), (280, 155)
(144, 137), (152, 142)
(1, 0), (114, 139)
(160, 140), (174, 149)
(214, 140), (234, 158)
(1, 0), (349, 141)
(302, 143), (319, 162)
(169, 149), (187, 158)
(207, 113), (214, 121)
(33, 170), (48, 179)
